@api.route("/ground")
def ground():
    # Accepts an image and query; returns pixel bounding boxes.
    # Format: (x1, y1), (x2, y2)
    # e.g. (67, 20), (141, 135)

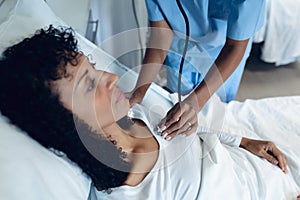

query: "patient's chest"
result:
(92, 134), (203, 200)
(152, 135), (203, 199)
(92, 105), (203, 199)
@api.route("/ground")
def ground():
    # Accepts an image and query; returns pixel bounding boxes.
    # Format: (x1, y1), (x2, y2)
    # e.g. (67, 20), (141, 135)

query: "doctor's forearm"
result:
(135, 48), (168, 91)
(134, 20), (173, 89)
(193, 38), (249, 111)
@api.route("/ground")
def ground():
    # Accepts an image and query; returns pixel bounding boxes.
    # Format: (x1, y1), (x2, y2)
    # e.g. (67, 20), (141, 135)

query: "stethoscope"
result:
(175, 0), (190, 102)
(156, 0), (190, 134)
(176, 1), (206, 183)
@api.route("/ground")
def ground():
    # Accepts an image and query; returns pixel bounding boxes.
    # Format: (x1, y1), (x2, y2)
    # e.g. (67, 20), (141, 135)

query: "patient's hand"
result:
(240, 138), (288, 174)
(158, 95), (199, 141)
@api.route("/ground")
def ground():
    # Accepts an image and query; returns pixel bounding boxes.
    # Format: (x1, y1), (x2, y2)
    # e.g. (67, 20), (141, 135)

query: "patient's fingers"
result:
(269, 146), (288, 174)
(261, 144), (287, 174)
(261, 150), (279, 165)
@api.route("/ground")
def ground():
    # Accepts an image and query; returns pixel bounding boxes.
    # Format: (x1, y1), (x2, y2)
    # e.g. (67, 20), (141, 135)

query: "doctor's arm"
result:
(127, 20), (173, 106)
(192, 38), (249, 110)
(160, 37), (249, 139)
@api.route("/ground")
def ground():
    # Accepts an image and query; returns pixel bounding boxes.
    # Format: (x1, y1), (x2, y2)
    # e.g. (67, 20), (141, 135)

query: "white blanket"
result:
(197, 96), (300, 199)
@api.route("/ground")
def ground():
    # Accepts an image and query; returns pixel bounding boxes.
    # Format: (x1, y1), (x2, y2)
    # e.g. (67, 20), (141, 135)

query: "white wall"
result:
(46, 0), (90, 35)
(46, 0), (149, 68)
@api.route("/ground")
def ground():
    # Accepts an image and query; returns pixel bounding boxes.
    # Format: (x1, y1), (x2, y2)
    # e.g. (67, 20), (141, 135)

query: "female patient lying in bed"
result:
(0, 26), (299, 199)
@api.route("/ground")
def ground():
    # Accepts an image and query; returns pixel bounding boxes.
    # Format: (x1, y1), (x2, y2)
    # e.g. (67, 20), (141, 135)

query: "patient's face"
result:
(53, 54), (130, 131)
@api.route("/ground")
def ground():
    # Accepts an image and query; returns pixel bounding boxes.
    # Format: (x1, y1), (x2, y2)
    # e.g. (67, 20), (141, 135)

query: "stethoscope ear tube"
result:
(175, 0), (190, 102)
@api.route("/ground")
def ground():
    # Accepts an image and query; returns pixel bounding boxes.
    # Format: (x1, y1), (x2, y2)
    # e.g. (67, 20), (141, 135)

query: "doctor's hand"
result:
(158, 94), (199, 140)
(240, 138), (288, 174)
(125, 85), (149, 108)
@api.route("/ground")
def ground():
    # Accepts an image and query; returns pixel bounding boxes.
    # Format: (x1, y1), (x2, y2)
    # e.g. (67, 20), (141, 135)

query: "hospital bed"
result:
(253, 0), (300, 66)
(0, 0), (299, 199)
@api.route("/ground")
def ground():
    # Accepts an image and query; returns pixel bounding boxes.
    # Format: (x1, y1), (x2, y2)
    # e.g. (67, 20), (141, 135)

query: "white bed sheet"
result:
(195, 95), (300, 199)
(157, 93), (300, 199)
(253, 0), (300, 66)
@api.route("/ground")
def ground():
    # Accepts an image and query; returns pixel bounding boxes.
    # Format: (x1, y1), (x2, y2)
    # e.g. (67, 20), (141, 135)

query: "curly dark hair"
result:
(0, 25), (131, 190)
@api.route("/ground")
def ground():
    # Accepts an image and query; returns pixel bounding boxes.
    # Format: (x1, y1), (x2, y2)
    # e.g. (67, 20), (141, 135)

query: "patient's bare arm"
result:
(239, 138), (288, 174)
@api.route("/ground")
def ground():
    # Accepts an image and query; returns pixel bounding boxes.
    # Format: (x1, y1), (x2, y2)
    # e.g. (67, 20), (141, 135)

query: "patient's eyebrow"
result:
(75, 69), (88, 90)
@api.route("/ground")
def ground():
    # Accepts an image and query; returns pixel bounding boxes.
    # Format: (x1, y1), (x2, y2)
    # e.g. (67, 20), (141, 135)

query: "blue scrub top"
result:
(145, 0), (265, 100)
(146, 0), (265, 59)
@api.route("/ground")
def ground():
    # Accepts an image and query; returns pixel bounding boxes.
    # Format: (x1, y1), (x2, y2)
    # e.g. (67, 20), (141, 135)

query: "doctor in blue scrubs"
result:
(128, 0), (265, 140)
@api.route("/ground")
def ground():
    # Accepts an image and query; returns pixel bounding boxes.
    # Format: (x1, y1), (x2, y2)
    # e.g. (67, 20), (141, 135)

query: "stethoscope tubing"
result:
(175, 0), (190, 102)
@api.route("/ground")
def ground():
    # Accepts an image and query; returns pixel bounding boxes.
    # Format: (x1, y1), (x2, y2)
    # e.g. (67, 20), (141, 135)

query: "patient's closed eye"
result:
(87, 78), (95, 92)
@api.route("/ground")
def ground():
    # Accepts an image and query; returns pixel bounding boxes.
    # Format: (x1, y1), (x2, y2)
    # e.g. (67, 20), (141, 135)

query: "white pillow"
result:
(0, 0), (73, 54)
(0, 1), (173, 199)
(0, 114), (91, 199)
(0, 0), (18, 24)
(0, 0), (96, 199)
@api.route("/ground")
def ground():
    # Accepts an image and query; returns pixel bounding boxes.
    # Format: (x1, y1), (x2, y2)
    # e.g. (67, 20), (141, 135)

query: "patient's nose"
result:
(103, 71), (118, 90)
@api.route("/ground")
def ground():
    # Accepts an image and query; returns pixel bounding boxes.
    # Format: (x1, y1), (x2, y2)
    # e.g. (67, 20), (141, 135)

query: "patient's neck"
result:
(102, 120), (158, 155)
(105, 119), (159, 186)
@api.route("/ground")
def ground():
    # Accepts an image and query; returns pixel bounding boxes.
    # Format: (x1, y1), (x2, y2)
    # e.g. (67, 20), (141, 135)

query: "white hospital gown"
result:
(88, 105), (240, 200)
(89, 103), (299, 200)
